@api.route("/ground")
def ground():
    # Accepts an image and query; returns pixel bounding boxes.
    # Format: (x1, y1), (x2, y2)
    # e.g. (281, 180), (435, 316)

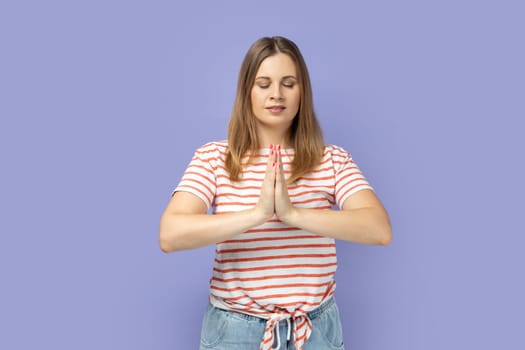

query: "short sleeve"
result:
(172, 142), (218, 209)
(331, 145), (374, 208)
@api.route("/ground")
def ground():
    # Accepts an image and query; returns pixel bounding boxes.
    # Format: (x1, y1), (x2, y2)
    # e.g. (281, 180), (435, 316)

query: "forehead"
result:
(255, 53), (297, 78)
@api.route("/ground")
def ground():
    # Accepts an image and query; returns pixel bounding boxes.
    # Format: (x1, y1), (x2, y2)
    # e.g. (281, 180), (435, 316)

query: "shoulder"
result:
(323, 144), (352, 159)
(193, 140), (228, 156)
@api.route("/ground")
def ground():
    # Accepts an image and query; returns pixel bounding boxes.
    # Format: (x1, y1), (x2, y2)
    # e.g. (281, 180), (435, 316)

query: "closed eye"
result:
(282, 77), (297, 88)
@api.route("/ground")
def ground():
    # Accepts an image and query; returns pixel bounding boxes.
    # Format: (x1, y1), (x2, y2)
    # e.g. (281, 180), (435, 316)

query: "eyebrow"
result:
(255, 75), (298, 80)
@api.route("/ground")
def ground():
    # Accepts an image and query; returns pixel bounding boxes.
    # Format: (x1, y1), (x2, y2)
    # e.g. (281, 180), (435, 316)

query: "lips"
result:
(266, 106), (286, 114)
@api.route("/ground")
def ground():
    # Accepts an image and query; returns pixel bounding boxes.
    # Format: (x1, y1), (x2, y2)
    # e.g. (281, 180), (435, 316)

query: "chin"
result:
(257, 116), (294, 128)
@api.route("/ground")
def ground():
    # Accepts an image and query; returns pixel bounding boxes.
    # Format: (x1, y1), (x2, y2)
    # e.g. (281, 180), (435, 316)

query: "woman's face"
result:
(250, 53), (300, 133)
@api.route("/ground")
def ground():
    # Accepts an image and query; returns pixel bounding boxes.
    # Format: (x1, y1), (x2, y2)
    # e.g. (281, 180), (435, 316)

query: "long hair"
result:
(225, 36), (324, 184)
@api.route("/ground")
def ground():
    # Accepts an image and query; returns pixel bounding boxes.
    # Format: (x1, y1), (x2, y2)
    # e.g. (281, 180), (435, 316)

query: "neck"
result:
(257, 126), (292, 149)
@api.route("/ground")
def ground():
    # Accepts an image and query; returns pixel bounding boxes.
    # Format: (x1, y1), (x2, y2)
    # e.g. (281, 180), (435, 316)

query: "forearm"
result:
(284, 207), (392, 245)
(159, 208), (266, 252)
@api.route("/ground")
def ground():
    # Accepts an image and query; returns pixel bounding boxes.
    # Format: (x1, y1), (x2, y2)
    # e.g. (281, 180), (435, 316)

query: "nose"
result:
(270, 84), (283, 101)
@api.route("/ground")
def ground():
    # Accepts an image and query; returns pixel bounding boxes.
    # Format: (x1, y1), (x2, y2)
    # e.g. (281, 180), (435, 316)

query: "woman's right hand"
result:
(254, 144), (277, 222)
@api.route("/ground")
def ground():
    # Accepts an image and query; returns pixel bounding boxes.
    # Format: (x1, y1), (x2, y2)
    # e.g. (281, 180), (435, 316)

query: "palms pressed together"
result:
(256, 144), (296, 224)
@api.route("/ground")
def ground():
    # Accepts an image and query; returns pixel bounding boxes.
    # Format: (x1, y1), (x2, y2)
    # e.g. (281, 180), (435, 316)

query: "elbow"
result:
(159, 234), (174, 253)
(159, 229), (189, 253)
(158, 226), (179, 253)
(159, 239), (174, 253)
(379, 231), (392, 246)
(158, 219), (172, 253)
(378, 223), (392, 246)
(158, 216), (184, 253)
(376, 210), (392, 246)
(159, 237), (186, 253)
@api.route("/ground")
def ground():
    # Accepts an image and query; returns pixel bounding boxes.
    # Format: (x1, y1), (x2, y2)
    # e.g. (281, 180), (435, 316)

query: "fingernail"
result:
(271, 149), (274, 155)
(272, 162), (276, 167)
(270, 144), (274, 150)
(278, 144), (281, 151)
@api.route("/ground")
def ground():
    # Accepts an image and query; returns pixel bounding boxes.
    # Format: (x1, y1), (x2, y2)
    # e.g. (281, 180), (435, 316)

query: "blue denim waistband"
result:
(307, 296), (335, 319)
(212, 296), (335, 322)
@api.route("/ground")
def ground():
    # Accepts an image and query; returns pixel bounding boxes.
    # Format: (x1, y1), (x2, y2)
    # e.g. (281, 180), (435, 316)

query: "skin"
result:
(159, 54), (392, 252)
(250, 53), (300, 147)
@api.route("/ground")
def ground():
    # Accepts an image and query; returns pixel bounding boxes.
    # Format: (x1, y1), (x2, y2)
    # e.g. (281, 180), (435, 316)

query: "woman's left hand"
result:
(274, 145), (297, 224)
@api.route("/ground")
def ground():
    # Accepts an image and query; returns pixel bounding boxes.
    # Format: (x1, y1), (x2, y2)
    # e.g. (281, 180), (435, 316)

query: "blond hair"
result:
(226, 36), (324, 183)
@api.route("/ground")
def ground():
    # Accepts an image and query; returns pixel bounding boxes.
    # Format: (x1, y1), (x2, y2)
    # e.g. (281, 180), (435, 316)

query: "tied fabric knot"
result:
(260, 312), (313, 350)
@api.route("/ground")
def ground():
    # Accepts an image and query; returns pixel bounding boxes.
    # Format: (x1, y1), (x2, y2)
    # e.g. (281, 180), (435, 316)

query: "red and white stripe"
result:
(174, 141), (372, 349)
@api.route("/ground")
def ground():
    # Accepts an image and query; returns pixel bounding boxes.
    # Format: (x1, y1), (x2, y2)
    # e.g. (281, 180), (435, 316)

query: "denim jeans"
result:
(199, 297), (345, 350)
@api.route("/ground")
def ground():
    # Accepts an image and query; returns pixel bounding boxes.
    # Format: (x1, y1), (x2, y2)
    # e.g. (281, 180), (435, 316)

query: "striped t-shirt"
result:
(174, 141), (373, 350)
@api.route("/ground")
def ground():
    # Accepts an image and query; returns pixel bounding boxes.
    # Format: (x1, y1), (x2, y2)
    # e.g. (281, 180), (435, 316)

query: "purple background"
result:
(1, 1), (524, 349)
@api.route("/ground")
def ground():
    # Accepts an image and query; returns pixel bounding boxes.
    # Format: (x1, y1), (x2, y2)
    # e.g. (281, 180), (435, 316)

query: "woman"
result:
(159, 36), (392, 350)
